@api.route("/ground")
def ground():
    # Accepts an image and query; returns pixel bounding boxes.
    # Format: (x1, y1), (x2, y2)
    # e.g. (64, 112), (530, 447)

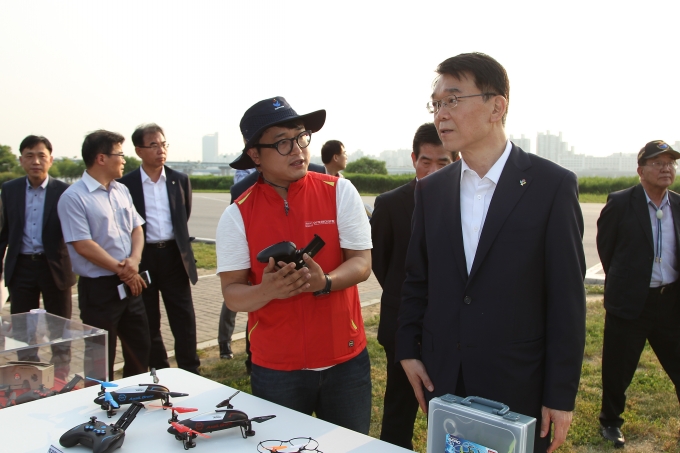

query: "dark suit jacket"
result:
(0, 176), (76, 289)
(596, 184), (680, 320)
(371, 179), (416, 348)
(118, 166), (198, 285)
(395, 145), (586, 417)
(229, 163), (327, 203)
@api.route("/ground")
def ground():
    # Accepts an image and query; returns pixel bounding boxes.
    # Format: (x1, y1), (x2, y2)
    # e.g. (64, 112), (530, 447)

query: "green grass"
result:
(198, 304), (680, 452)
(584, 284), (605, 295)
(579, 193), (607, 203)
(192, 242), (216, 269)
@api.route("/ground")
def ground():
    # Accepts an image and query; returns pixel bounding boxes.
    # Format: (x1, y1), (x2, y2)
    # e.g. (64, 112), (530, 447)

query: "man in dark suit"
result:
(371, 122), (456, 449)
(118, 124), (200, 374)
(596, 140), (680, 448)
(218, 162), (328, 364)
(0, 135), (76, 372)
(395, 53), (586, 453)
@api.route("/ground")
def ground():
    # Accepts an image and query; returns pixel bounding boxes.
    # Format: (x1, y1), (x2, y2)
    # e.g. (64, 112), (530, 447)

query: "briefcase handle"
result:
(460, 396), (510, 416)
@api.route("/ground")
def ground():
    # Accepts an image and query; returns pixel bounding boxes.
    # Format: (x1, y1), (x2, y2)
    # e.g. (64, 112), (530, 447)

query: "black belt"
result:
(146, 240), (176, 249)
(649, 281), (677, 295)
(19, 253), (46, 261)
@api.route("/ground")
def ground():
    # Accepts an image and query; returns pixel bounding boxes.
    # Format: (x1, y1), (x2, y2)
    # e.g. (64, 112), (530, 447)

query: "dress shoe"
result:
(219, 342), (234, 360)
(600, 425), (625, 448)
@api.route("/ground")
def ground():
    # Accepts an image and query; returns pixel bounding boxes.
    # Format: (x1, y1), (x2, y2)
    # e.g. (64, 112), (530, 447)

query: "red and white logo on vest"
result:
(305, 220), (336, 227)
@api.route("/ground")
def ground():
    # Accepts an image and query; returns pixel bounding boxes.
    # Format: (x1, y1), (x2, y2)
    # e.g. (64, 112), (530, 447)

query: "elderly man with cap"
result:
(597, 140), (680, 448)
(215, 97), (373, 434)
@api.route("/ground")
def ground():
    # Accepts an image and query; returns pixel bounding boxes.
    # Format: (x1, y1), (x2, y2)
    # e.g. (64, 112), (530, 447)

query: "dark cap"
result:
(230, 97), (326, 170)
(637, 140), (680, 165)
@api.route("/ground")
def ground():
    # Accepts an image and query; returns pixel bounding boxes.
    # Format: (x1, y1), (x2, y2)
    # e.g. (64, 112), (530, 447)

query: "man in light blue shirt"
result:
(58, 130), (150, 380)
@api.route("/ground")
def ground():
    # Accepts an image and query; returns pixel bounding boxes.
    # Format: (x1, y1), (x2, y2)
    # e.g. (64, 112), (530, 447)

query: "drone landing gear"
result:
(182, 433), (197, 450)
(240, 423), (256, 438)
(101, 403), (117, 418)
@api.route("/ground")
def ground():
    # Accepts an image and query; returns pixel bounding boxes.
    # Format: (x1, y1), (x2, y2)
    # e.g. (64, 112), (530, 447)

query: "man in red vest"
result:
(216, 97), (373, 434)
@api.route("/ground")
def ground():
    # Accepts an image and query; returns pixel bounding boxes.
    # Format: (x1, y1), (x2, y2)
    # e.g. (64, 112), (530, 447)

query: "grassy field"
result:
(579, 193), (608, 203)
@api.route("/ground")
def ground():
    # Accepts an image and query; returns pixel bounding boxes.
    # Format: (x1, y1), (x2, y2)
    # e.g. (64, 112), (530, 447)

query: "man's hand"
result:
(400, 358), (434, 413)
(117, 257), (140, 281)
(123, 273), (147, 297)
(540, 406), (573, 453)
(301, 253), (326, 293)
(260, 258), (310, 300)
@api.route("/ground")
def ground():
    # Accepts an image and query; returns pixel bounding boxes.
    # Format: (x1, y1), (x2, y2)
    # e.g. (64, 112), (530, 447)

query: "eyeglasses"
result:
(426, 93), (497, 114)
(137, 142), (169, 150)
(646, 161), (678, 170)
(106, 152), (125, 158)
(256, 130), (312, 156)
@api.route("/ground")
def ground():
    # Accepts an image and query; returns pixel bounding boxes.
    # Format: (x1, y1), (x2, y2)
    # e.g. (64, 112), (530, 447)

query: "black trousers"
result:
(141, 241), (200, 374)
(380, 342), (419, 450)
(9, 255), (72, 372)
(218, 303), (236, 346)
(78, 275), (150, 380)
(600, 283), (680, 427)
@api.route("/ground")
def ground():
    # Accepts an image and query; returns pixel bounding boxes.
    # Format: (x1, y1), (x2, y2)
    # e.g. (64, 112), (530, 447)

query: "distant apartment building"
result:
(379, 148), (412, 167)
(674, 141), (680, 151)
(202, 133), (218, 162)
(509, 134), (531, 153)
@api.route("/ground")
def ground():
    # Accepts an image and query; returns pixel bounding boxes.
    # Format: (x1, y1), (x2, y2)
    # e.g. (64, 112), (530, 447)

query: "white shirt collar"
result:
(140, 165), (166, 184)
(82, 170), (111, 192)
(26, 175), (49, 189)
(460, 140), (513, 183)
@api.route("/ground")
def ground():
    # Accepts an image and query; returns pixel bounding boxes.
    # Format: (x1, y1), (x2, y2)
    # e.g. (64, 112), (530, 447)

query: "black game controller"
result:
(60, 402), (143, 453)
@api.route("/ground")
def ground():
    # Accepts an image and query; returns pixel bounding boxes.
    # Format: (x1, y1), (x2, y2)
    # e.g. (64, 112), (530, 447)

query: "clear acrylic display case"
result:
(0, 311), (108, 407)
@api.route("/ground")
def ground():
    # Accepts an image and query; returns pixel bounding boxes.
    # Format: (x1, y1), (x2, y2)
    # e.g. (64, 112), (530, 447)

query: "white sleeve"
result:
(336, 178), (372, 250)
(216, 204), (251, 273)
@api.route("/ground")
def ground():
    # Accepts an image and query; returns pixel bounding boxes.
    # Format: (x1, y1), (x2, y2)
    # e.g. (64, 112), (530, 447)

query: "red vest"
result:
(236, 172), (366, 370)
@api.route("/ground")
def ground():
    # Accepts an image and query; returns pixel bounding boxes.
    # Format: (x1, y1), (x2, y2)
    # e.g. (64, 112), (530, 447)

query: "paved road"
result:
(190, 192), (604, 269)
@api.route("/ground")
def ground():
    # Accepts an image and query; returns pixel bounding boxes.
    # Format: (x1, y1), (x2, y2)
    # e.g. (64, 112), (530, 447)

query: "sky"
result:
(1, 0), (679, 162)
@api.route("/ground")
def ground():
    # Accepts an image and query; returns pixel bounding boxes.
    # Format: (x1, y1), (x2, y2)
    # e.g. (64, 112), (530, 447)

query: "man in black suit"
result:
(118, 124), (200, 374)
(0, 135), (76, 371)
(596, 140), (680, 448)
(395, 53), (586, 453)
(371, 123), (456, 449)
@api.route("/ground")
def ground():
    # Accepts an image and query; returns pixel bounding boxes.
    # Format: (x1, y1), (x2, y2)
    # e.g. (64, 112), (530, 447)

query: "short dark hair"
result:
(321, 140), (344, 164)
(435, 52), (510, 125)
(19, 135), (53, 154)
(81, 130), (125, 167)
(132, 123), (165, 147)
(412, 123), (458, 161)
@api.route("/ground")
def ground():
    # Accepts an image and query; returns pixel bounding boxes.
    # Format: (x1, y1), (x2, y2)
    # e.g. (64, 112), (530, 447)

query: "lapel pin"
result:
(519, 179), (526, 186)
(172, 181), (176, 184)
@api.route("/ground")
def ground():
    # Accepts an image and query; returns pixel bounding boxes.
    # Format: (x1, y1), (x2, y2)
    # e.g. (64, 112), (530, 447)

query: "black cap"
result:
(230, 97), (326, 170)
(637, 140), (680, 165)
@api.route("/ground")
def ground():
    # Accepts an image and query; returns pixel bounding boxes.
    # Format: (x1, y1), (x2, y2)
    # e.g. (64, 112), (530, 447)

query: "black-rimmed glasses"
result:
(106, 152), (125, 157)
(256, 130), (312, 156)
(426, 93), (497, 114)
(137, 142), (169, 150)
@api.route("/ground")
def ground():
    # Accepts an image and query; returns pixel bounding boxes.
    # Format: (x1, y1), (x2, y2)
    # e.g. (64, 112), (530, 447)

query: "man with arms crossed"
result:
(119, 124), (200, 374)
(216, 97), (372, 433)
(59, 130), (150, 380)
(371, 122), (456, 449)
(396, 53), (586, 453)
(596, 141), (680, 448)
(0, 135), (76, 374)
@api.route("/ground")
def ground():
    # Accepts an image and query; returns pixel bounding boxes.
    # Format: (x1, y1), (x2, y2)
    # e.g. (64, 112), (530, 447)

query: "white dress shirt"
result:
(140, 166), (175, 242)
(460, 140), (513, 274)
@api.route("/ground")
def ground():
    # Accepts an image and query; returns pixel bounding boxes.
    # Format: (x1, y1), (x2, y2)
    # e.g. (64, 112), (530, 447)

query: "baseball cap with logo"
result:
(230, 97), (326, 170)
(637, 140), (680, 165)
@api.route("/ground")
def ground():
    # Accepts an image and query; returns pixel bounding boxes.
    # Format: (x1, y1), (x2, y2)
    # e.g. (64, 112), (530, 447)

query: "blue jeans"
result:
(251, 347), (371, 434)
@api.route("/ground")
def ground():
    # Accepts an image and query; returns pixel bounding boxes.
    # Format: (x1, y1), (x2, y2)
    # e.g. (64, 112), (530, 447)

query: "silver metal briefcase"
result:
(427, 394), (536, 453)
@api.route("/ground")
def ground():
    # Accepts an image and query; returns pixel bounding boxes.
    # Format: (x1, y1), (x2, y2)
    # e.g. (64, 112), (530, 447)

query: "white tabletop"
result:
(0, 368), (409, 453)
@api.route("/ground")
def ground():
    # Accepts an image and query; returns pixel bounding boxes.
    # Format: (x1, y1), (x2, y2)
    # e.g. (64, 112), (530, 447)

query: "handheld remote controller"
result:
(60, 402), (144, 453)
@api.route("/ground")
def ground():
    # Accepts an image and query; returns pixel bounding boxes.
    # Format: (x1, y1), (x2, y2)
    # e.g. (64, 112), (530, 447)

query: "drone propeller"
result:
(104, 392), (120, 409)
(249, 415), (277, 424)
(86, 377), (118, 388)
(150, 404), (197, 413)
(171, 422), (211, 438)
(216, 390), (240, 409)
